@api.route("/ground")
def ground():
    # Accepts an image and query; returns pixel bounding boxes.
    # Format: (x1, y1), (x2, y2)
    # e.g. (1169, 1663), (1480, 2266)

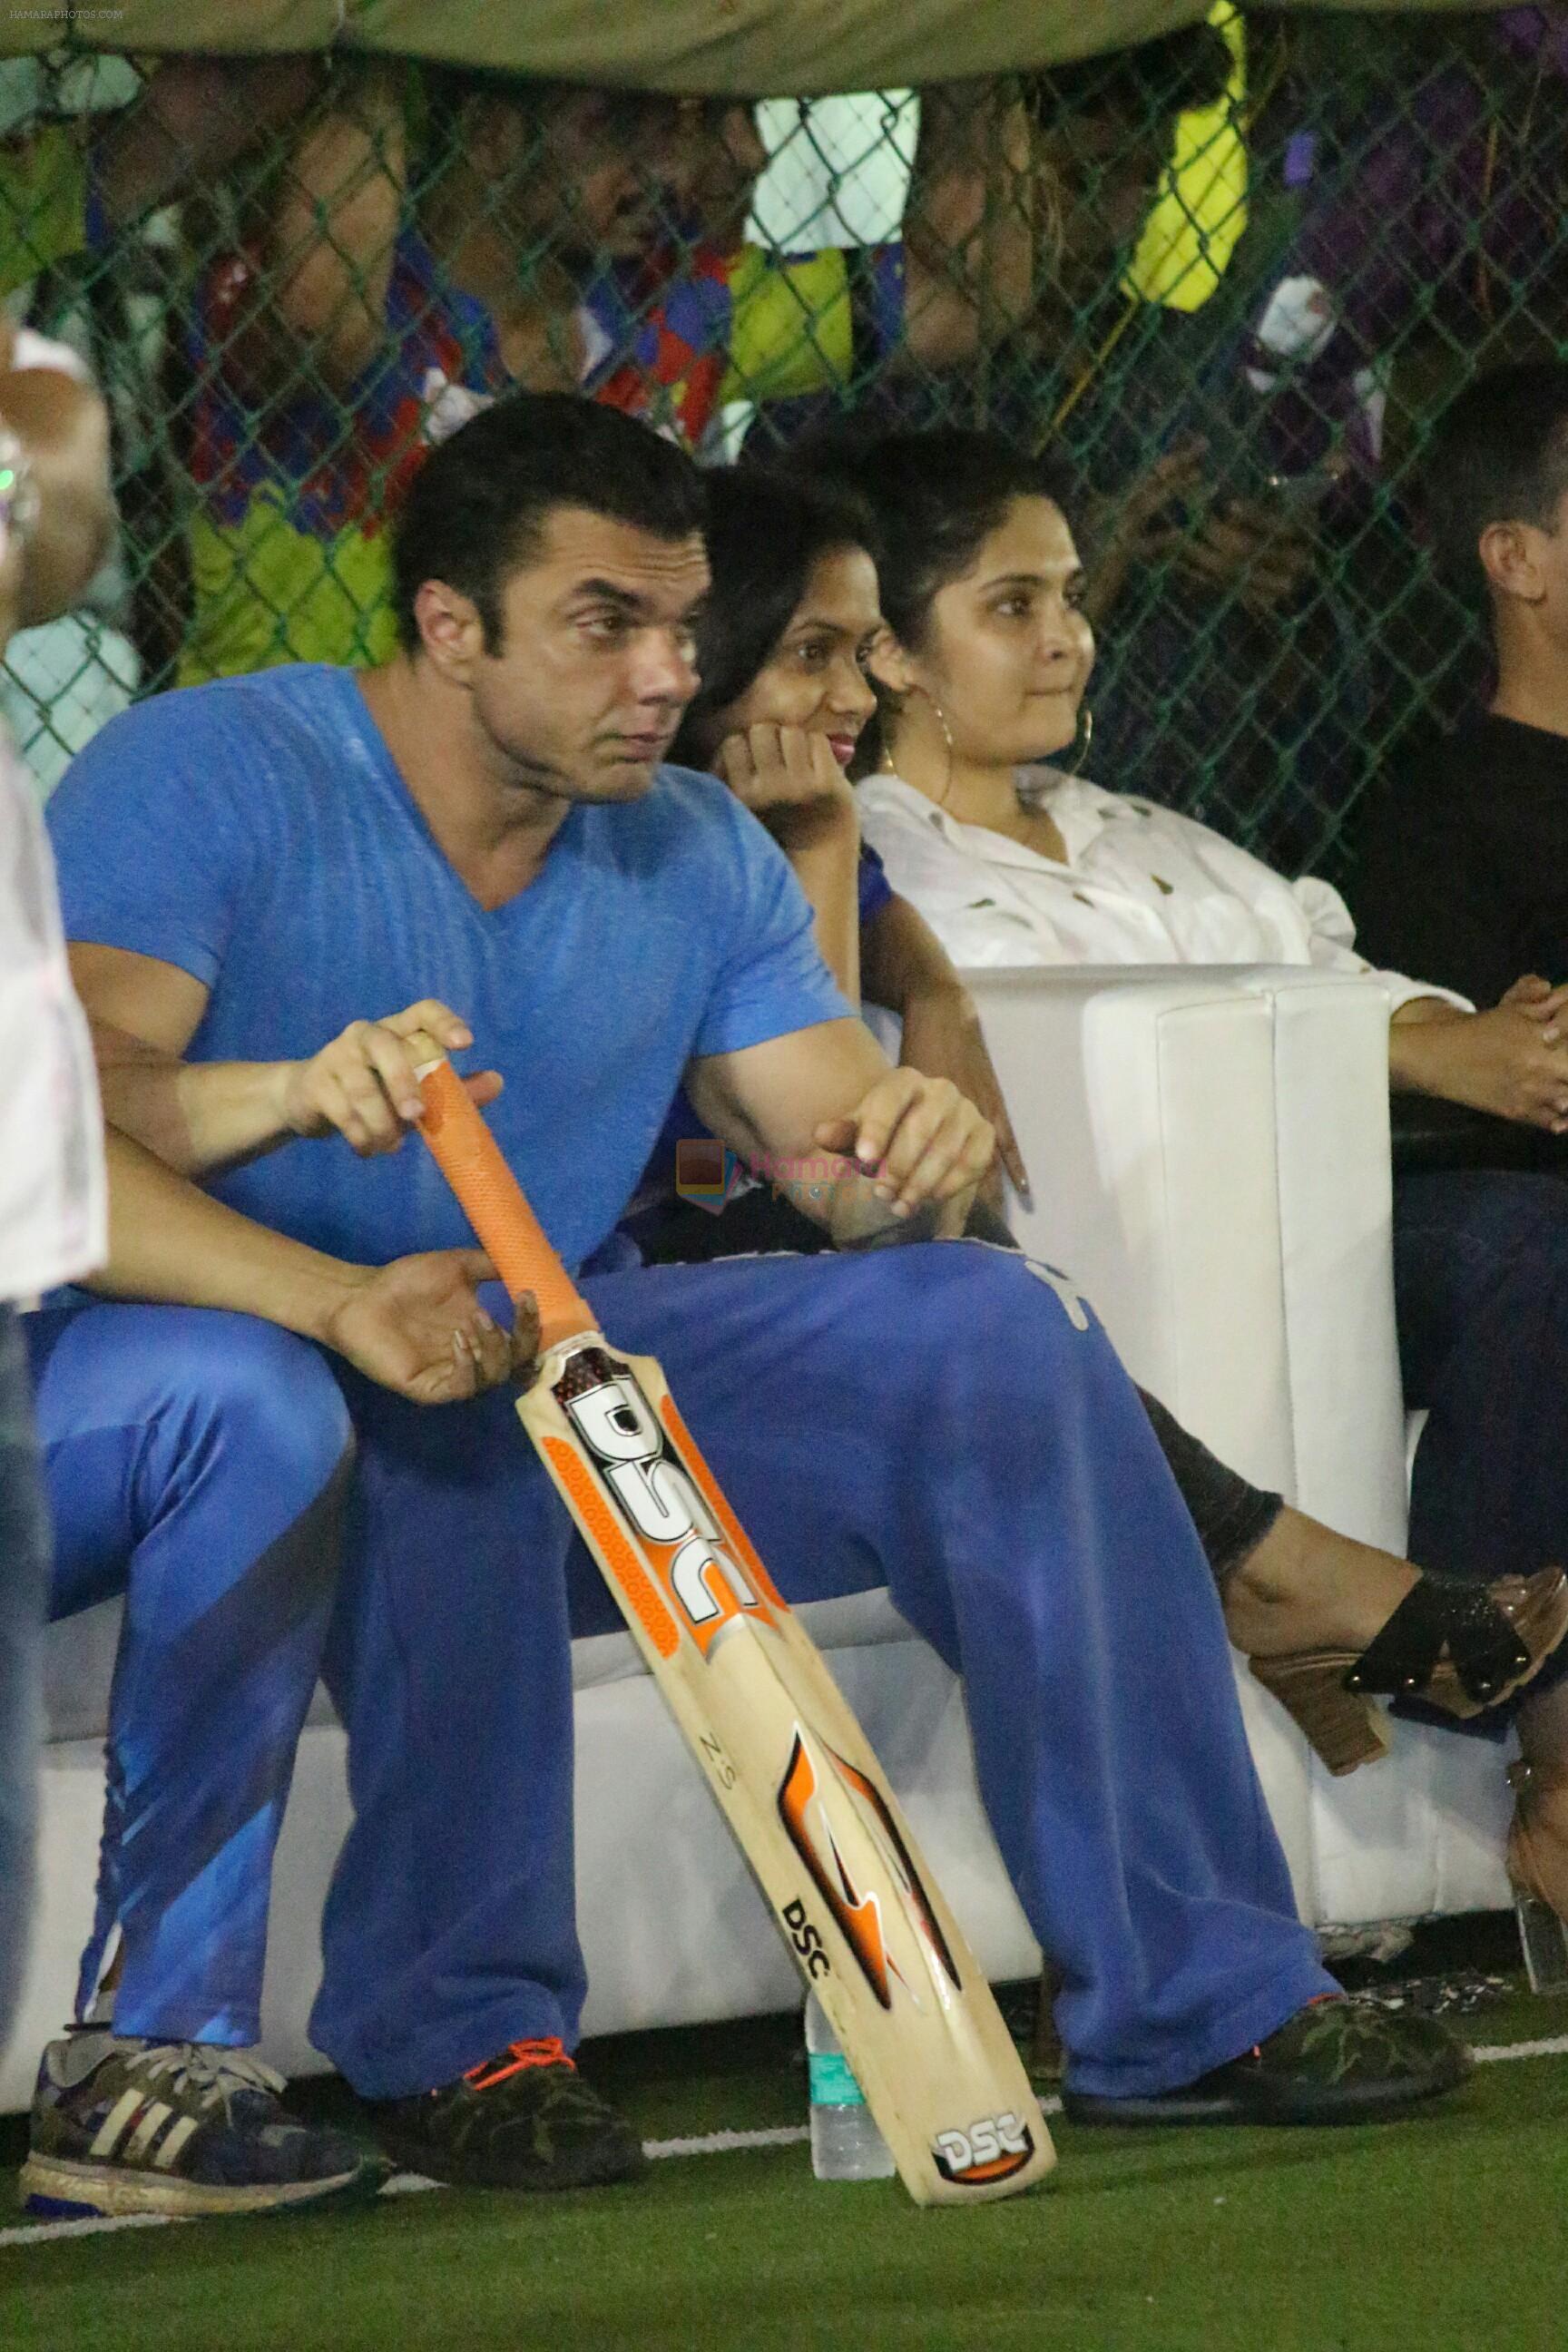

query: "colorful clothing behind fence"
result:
(181, 226), (906, 682)
(584, 239), (906, 449)
(181, 228), (508, 685)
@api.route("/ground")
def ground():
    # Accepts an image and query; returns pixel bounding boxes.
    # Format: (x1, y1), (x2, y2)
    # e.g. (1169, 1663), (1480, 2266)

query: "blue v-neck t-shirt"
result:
(48, 663), (849, 1276)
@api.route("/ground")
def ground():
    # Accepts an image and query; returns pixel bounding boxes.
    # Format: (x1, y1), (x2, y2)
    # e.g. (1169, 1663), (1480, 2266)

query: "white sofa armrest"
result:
(961, 965), (1406, 1542)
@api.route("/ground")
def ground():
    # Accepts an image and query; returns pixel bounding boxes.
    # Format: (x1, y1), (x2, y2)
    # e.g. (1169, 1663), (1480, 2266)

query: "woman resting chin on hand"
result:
(641, 467), (1024, 1251)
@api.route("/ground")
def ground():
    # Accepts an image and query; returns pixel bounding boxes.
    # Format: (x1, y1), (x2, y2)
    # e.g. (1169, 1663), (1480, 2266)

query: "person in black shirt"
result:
(1357, 365), (1568, 1013)
(1359, 711), (1568, 1015)
(1355, 362), (1568, 1972)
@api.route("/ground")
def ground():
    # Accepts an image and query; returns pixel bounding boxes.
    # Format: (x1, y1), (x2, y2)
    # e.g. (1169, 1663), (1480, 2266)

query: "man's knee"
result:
(163, 1310), (355, 1507)
(864, 1238), (1096, 1351)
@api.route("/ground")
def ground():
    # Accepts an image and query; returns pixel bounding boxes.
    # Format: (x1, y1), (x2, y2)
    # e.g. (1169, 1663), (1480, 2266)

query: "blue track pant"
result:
(27, 1305), (351, 2044)
(31, 1244), (1332, 2099)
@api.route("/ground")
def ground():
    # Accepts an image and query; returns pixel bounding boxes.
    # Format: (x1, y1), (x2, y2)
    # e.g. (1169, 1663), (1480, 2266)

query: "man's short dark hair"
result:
(1425, 362), (1568, 586)
(391, 393), (706, 652)
(1024, 24), (1233, 135)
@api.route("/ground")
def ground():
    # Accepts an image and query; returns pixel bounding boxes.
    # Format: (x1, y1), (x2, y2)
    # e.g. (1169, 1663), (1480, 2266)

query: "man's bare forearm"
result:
(1387, 995), (1468, 1093)
(85, 1127), (365, 1344)
(93, 1024), (299, 1175)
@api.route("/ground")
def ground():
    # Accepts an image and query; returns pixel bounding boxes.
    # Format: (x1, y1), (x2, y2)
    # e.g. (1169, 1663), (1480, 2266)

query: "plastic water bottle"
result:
(804, 1991), (896, 2180)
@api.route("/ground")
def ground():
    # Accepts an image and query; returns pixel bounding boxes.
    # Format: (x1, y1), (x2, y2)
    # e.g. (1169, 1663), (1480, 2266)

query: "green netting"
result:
(0, 10), (1558, 885)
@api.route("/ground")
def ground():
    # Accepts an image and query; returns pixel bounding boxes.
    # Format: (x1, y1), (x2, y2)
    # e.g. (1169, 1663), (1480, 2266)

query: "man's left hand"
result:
(812, 1066), (995, 1230)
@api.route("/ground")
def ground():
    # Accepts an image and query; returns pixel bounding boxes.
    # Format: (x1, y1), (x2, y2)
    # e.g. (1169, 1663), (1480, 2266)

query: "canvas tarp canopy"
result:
(0, 0), (1513, 94)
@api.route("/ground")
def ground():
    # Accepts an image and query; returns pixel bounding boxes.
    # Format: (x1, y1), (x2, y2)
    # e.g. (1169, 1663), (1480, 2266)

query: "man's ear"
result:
(414, 578), (486, 679)
(1478, 518), (1550, 604)
(866, 624), (918, 697)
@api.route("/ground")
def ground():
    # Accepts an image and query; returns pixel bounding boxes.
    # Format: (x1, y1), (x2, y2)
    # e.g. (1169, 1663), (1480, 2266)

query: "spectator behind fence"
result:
(1355, 364), (1568, 1019)
(622, 458), (1568, 1814)
(1246, 11), (1568, 488)
(0, 54), (318, 297)
(0, 322), (113, 2055)
(838, 424), (1568, 1967)
(34, 392), (1469, 2197)
(1222, 9), (1568, 780)
(746, 24), (1370, 877)
(177, 65), (1032, 684)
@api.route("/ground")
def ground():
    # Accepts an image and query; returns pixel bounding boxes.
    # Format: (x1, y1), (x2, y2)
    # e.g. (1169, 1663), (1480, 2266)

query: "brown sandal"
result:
(1249, 1566), (1568, 1778)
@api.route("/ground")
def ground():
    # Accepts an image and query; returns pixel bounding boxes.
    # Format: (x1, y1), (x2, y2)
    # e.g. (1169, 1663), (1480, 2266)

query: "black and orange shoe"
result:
(365, 2038), (646, 2190)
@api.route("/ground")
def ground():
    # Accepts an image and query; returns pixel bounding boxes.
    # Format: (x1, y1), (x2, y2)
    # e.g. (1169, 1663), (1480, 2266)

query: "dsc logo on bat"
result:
(932, 2111), (1036, 2187)
(564, 1369), (763, 1641)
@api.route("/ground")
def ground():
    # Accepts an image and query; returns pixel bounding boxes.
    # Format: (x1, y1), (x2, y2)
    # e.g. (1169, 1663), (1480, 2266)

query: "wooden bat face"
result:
(518, 1337), (1054, 2205)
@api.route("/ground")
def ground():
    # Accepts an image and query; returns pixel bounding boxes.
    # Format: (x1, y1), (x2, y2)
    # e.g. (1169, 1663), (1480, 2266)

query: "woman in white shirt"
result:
(841, 423), (1568, 1957)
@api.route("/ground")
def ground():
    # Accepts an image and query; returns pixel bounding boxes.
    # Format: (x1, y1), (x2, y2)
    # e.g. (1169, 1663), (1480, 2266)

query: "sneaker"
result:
(365, 2036), (647, 2190)
(20, 2030), (391, 2219)
(1062, 1996), (1472, 2128)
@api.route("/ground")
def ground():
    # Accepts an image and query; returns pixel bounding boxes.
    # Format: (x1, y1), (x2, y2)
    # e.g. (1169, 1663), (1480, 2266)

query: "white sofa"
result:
(2, 964), (1514, 2112)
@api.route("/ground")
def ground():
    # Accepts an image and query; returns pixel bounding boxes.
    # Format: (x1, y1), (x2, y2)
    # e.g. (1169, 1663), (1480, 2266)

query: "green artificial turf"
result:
(3, 1960), (1566, 2352)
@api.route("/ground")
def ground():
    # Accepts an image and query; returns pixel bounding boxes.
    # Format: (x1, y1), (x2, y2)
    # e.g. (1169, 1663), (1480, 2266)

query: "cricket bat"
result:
(413, 1049), (1055, 2207)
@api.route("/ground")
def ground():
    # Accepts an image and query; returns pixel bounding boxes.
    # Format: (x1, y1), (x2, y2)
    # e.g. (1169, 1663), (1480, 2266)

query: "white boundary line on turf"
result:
(1469, 2032), (1568, 2064)
(4, 2048), (1563, 2254)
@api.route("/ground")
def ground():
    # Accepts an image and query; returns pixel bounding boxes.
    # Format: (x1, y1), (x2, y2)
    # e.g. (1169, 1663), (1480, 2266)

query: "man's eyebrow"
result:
(566, 579), (653, 615)
(566, 580), (710, 626)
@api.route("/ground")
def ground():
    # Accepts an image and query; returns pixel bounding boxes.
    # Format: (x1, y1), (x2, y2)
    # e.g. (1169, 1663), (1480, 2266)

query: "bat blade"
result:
(523, 1336), (1056, 2207)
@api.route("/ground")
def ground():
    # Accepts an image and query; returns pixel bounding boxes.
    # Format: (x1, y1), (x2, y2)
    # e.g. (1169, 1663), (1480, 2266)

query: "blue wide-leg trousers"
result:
(31, 1245), (1331, 2100)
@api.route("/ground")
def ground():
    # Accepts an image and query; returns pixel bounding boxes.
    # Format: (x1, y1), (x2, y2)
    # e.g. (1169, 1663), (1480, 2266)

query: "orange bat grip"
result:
(414, 1054), (596, 1351)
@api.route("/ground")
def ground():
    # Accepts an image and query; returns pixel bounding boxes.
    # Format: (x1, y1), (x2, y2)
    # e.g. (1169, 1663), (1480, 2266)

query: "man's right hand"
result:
(1391, 997), (1568, 1133)
(278, 1000), (503, 1157)
(320, 1248), (542, 1403)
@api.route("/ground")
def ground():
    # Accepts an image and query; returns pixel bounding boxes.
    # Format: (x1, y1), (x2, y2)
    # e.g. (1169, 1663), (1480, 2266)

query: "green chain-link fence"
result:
(0, 11), (1561, 883)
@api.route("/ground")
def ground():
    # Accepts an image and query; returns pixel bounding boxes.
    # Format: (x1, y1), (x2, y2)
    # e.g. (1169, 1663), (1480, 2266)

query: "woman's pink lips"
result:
(826, 734), (858, 767)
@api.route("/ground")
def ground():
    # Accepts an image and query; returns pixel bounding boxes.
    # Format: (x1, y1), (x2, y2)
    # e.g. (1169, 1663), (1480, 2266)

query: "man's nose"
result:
(635, 630), (699, 702)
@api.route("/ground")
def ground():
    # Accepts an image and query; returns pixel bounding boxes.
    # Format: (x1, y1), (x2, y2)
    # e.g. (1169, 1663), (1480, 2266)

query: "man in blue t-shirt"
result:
(28, 395), (1462, 2219)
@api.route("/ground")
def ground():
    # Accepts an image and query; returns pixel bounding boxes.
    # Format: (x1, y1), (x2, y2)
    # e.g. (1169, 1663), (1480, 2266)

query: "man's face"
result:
(666, 100), (769, 244)
(482, 87), (682, 265)
(468, 507), (709, 804)
(1540, 483), (1568, 613)
(1037, 110), (1165, 312)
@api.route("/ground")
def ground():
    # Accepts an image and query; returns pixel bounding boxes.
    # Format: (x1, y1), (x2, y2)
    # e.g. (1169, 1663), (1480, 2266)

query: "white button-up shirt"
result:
(856, 768), (1466, 1019)
(0, 331), (105, 1300)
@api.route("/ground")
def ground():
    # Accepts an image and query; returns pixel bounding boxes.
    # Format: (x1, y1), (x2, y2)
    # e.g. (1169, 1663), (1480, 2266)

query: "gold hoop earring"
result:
(934, 700), (956, 808)
(1063, 704), (1093, 776)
